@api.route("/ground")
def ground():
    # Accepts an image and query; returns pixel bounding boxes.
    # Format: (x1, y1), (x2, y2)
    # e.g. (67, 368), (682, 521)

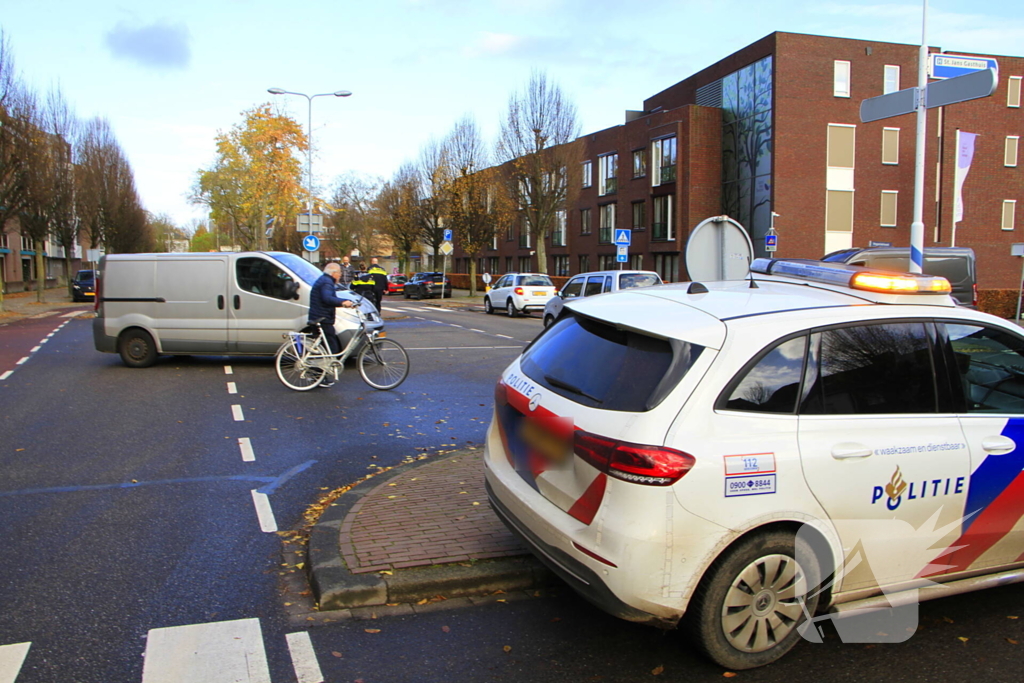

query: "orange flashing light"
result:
(850, 272), (951, 295)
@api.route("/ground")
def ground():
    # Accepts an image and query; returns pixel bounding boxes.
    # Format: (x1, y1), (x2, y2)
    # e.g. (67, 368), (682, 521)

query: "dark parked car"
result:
(71, 269), (95, 302)
(403, 272), (451, 300)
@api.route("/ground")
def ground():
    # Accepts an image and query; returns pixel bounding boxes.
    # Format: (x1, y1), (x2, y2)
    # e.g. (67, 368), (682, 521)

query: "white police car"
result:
(484, 258), (1024, 669)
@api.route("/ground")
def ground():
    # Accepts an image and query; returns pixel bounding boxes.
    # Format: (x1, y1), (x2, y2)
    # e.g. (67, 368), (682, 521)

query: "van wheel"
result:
(118, 329), (158, 368)
(686, 530), (821, 670)
(484, 297), (494, 315)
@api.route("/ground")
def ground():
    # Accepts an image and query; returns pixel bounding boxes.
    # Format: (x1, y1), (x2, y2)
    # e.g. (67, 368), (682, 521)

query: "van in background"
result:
(93, 251), (382, 367)
(822, 246), (977, 308)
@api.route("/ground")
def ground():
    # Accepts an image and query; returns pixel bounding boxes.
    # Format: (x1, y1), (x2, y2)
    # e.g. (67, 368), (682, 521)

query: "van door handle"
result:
(981, 436), (1016, 455)
(234, 295), (240, 310)
(831, 443), (873, 459)
(218, 295), (224, 310)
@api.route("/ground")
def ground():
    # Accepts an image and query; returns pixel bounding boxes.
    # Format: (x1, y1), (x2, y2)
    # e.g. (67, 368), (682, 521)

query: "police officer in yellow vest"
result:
(367, 257), (388, 311)
(350, 263), (378, 310)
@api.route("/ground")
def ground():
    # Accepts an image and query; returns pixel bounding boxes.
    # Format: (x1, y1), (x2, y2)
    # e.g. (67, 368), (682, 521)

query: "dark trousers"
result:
(318, 322), (340, 355)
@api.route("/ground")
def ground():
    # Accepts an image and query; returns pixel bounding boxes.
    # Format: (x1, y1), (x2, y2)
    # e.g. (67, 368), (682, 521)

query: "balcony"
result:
(659, 165), (676, 183)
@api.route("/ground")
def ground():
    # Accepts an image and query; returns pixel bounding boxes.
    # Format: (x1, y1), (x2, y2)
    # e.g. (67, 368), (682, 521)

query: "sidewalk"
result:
(308, 449), (551, 613)
(0, 287), (90, 326)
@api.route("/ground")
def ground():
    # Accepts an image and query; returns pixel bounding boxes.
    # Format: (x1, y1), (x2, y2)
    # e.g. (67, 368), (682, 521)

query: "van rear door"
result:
(155, 257), (230, 353)
(229, 255), (307, 353)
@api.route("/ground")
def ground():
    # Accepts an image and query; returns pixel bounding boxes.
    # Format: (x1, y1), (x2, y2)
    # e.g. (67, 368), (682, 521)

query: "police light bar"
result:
(751, 258), (952, 295)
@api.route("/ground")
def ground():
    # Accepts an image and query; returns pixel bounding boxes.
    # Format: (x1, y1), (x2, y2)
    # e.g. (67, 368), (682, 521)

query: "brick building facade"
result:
(452, 31), (1024, 288)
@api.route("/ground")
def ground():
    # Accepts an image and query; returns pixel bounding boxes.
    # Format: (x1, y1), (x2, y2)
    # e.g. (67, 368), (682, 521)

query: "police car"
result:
(484, 258), (1024, 669)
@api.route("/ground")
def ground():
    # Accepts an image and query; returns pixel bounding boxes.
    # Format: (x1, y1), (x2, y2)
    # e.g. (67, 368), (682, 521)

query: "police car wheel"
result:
(686, 530), (821, 670)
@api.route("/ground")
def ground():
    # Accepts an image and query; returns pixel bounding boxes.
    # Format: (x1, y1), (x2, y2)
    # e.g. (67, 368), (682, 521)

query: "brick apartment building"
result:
(453, 31), (1024, 288)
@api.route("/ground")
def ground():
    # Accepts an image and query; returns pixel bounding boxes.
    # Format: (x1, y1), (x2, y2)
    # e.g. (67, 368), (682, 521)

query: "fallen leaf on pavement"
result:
(942, 616), (954, 623)
(651, 665), (664, 675)
(442, 626), (450, 633)
(503, 645), (512, 653)
(723, 673), (737, 679)
(365, 629), (381, 634)
(958, 637), (969, 643)
(1008, 638), (1019, 645)
(331, 651), (342, 658)
(379, 570), (392, 576)
(1009, 616), (1020, 620)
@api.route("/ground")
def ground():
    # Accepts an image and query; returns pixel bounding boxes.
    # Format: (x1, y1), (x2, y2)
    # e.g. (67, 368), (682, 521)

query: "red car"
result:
(386, 274), (408, 295)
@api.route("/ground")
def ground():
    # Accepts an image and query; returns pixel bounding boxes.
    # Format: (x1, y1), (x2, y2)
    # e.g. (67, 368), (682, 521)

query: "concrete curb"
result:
(307, 449), (552, 611)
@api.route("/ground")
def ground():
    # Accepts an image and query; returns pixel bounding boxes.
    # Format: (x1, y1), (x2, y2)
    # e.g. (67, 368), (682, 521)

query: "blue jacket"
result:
(308, 274), (349, 324)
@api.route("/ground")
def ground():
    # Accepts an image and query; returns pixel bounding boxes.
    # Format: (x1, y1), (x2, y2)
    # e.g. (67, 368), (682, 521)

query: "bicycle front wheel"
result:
(275, 337), (326, 391)
(357, 338), (410, 390)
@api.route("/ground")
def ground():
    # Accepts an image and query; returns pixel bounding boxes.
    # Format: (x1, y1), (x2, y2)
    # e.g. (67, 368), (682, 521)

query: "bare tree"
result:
(0, 30), (33, 310)
(42, 87), (79, 295)
(328, 172), (381, 261)
(443, 116), (514, 295)
(416, 138), (451, 270)
(377, 163), (422, 273)
(496, 70), (582, 274)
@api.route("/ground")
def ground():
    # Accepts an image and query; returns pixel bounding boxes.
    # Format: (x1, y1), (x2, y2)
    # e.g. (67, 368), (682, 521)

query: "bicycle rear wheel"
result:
(357, 338), (410, 390)
(275, 337), (326, 391)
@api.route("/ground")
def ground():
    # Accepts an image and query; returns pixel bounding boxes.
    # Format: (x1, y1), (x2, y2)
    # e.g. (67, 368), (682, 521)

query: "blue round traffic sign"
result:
(303, 235), (321, 252)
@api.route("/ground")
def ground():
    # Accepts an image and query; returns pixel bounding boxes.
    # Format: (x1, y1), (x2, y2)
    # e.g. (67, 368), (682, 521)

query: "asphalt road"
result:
(1, 302), (1022, 683)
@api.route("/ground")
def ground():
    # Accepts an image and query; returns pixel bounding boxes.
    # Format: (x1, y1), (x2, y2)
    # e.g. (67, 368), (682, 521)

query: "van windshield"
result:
(269, 252), (322, 286)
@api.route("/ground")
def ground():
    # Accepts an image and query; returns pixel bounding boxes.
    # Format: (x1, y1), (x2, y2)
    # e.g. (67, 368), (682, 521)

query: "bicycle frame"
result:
(287, 310), (381, 381)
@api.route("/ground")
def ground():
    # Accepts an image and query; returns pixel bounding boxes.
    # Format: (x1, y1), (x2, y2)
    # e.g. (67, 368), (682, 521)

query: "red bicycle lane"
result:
(0, 310), (88, 379)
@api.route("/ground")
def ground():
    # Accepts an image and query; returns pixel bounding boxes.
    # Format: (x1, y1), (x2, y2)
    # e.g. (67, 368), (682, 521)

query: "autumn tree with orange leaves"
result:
(192, 104), (306, 251)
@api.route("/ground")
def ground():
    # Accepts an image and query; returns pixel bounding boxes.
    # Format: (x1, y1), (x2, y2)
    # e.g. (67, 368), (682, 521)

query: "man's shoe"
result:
(321, 379), (335, 387)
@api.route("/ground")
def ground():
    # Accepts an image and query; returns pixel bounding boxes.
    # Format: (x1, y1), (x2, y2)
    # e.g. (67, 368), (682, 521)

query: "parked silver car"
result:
(543, 270), (662, 327)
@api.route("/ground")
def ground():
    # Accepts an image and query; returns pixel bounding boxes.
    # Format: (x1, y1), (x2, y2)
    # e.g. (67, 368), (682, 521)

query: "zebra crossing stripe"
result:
(141, 618), (270, 683)
(0, 642), (30, 683)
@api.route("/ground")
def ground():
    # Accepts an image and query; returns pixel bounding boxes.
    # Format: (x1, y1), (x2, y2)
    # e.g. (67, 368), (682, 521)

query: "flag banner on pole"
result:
(953, 131), (977, 224)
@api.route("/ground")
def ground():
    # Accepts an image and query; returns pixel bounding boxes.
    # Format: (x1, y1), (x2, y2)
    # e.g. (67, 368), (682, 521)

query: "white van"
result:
(92, 251), (383, 367)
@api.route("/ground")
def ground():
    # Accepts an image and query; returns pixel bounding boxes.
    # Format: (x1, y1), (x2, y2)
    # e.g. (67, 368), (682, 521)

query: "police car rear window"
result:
(520, 315), (703, 412)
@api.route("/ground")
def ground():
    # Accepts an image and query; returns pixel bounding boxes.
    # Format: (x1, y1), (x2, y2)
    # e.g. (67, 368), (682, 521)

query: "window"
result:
(553, 255), (570, 276)
(632, 149), (646, 178)
(1003, 200), (1017, 231)
(0, 233), (7, 249)
(518, 178), (532, 207)
(552, 210), (567, 247)
(520, 314), (702, 413)
(882, 127), (900, 165)
(519, 224), (531, 248)
(1006, 136), (1019, 167)
(801, 322), (937, 415)
(584, 275), (608, 296)
(236, 257), (296, 300)
(578, 254), (590, 273)
(652, 195), (674, 241)
(834, 60), (851, 97)
(582, 160), (593, 188)
(598, 254), (616, 270)
(826, 124), (856, 249)
(654, 253), (678, 283)
(491, 232), (498, 250)
(21, 235), (32, 251)
(598, 154), (618, 195)
(827, 124), (856, 170)
(505, 256), (513, 273)
(599, 203), (616, 244)
(580, 208), (592, 235)
(826, 190), (855, 234)
(505, 223), (514, 241)
(883, 65), (900, 94)
(881, 191), (898, 227)
(632, 201), (647, 230)
(652, 137), (677, 185)
(488, 257), (499, 275)
(723, 336), (808, 413)
(1009, 76), (1022, 108)
(629, 254), (643, 270)
(518, 256), (532, 272)
(947, 324), (1024, 413)
(561, 277), (584, 299)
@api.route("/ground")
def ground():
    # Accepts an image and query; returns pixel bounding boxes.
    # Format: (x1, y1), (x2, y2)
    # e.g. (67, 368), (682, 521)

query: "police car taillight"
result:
(574, 431), (695, 486)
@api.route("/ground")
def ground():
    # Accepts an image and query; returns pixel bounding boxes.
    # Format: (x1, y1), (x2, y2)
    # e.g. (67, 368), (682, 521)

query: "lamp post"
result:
(267, 87), (351, 255)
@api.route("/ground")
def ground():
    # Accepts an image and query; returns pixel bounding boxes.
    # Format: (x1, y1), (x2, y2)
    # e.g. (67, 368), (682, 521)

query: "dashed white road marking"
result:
(224, 365), (233, 375)
(238, 437), (255, 462)
(495, 334), (513, 339)
(15, 357), (28, 366)
(227, 382), (238, 394)
(60, 310), (86, 317)
(448, 324), (464, 329)
(30, 346), (40, 353)
(0, 371), (12, 381)
(251, 491), (278, 532)
(142, 618), (270, 683)
(285, 632), (324, 683)
(38, 338), (48, 344)
(0, 641), (31, 683)
(231, 405), (244, 421)
(469, 329), (485, 333)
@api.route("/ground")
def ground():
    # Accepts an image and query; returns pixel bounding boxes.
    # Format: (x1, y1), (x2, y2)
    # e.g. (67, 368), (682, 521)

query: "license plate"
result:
(532, 290), (546, 296)
(518, 416), (573, 463)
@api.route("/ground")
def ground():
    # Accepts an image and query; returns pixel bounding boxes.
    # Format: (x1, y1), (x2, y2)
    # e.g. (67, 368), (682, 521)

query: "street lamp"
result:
(267, 87), (352, 248)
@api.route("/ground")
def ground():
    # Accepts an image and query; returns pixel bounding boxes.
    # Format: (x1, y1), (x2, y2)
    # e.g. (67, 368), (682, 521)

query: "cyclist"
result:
(309, 263), (356, 385)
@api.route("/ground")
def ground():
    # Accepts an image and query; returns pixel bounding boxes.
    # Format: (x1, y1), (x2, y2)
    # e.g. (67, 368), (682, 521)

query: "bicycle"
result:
(274, 307), (410, 391)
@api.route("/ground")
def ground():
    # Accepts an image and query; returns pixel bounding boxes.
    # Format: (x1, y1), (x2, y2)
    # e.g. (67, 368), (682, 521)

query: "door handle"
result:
(233, 295), (240, 310)
(981, 435), (1016, 455)
(218, 295), (224, 310)
(831, 443), (873, 459)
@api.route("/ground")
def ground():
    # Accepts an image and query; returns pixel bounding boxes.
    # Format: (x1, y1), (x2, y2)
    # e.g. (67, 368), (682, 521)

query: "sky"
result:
(3, 0), (1023, 231)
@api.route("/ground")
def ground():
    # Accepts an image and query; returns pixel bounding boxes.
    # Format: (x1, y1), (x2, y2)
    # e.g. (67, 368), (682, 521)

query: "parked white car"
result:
(485, 257), (1024, 669)
(484, 273), (556, 317)
(543, 270), (662, 327)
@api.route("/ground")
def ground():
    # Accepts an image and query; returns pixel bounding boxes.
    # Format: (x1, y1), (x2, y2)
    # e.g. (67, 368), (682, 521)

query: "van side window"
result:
(584, 276), (605, 297)
(562, 278), (584, 298)
(236, 257), (295, 300)
(946, 323), (1024, 413)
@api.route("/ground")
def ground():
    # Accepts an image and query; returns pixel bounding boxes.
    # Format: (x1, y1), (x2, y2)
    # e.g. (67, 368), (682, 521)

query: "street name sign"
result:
(930, 54), (999, 80)
(861, 68), (998, 123)
(297, 214), (323, 233)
